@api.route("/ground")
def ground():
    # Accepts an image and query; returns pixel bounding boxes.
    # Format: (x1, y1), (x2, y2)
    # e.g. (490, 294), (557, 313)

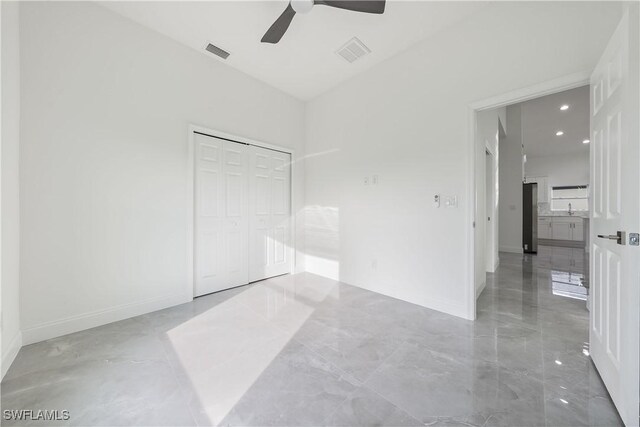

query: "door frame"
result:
(186, 124), (296, 300)
(484, 147), (496, 274)
(466, 71), (590, 319)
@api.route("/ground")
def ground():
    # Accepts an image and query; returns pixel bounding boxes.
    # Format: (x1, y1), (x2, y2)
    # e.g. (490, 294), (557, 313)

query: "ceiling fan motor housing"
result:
(291, 0), (314, 14)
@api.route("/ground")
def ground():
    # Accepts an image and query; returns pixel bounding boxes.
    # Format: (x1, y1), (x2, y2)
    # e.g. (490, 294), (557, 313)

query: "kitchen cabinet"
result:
(538, 217), (552, 239)
(538, 217), (586, 242)
(552, 221), (572, 240)
(570, 220), (584, 241)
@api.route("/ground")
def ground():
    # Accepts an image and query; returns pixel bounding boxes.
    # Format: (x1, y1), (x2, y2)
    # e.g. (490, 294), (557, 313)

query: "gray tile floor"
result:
(1, 246), (622, 426)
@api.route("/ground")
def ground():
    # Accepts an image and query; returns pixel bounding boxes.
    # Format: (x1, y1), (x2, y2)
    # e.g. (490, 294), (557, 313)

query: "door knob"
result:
(597, 231), (626, 245)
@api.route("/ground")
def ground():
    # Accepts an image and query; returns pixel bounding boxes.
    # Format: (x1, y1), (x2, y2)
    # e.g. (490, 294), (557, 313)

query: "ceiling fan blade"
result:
(261, 3), (297, 44)
(314, 0), (385, 14)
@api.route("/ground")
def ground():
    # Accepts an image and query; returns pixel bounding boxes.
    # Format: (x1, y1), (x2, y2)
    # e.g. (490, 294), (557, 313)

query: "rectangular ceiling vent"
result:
(336, 37), (370, 63)
(205, 42), (230, 60)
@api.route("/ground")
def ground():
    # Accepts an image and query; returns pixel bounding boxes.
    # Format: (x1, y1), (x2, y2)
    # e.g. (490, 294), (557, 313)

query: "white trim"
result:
(21, 292), (188, 345)
(484, 149), (497, 273)
(468, 71), (590, 321)
(469, 71), (590, 111)
(2, 331), (23, 379)
(465, 108), (476, 320)
(422, 294), (469, 320)
(499, 246), (524, 254)
(187, 124), (297, 300)
(476, 280), (487, 300)
(315, 272), (469, 320)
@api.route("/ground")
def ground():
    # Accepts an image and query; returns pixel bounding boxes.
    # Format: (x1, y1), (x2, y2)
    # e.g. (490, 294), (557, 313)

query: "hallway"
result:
(2, 247), (622, 426)
(477, 245), (620, 426)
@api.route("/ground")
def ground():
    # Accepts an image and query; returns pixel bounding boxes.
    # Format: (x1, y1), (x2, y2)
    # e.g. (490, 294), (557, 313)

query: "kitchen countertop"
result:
(538, 214), (589, 219)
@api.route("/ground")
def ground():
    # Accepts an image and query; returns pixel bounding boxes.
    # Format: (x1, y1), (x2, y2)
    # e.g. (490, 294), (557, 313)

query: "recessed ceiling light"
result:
(583, 139), (590, 144)
(560, 105), (569, 111)
(556, 131), (564, 136)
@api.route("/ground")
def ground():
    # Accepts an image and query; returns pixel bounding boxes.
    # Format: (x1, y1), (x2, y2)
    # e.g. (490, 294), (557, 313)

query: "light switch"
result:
(364, 176), (370, 185)
(372, 175), (379, 185)
(445, 196), (458, 208)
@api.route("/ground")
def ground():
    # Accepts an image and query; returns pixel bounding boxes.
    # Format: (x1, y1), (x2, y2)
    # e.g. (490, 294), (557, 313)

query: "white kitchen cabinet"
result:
(552, 221), (572, 240)
(570, 219), (584, 241)
(538, 216), (586, 242)
(538, 218), (552, 239)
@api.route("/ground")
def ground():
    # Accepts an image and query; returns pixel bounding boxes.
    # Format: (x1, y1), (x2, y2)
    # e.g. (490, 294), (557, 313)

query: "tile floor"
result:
(1, 246), (622, 426)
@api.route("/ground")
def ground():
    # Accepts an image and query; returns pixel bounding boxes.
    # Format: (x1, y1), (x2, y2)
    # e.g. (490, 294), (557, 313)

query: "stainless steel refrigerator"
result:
(523, 183), (538, 254)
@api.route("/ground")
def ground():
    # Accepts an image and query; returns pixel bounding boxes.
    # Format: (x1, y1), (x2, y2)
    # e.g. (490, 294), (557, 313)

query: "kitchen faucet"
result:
(568, 203), (574, 216)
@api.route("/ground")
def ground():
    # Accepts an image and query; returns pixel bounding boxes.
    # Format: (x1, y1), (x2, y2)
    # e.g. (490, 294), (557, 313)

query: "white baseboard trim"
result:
(307, 269), (471, 320)
(499, 246), (523, 254)
(494, 257), (500, 270)
(304, 255), (340, 281)
(22, 292), (190, 345)
(476, 281), (487, 300)
(2, 331), (23, 380)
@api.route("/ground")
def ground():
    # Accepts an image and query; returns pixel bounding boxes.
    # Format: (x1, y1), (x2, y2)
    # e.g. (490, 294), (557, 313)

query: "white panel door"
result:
(249, 145), (292, 282)
(589, 7), (639, 426)
(195, 133), (249, 296)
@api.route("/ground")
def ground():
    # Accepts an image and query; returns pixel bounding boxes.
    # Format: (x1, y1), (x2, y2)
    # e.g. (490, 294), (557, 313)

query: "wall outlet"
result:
(372, 175), (379, 185)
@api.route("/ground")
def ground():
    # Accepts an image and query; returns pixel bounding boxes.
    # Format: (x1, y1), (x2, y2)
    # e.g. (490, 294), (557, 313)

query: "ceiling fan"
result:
(261, 0), (386, 44)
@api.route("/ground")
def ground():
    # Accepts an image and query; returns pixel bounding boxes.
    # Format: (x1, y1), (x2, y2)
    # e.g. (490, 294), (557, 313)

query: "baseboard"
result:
(476, 280), (487, 300)
(494, 257), (500, 270)
(22, 292), (190, 345)
(2, 331), (23, 380)
(499, 246), (523, 254)
(304, 255), (340, 281)
(307, 269), (471, 320)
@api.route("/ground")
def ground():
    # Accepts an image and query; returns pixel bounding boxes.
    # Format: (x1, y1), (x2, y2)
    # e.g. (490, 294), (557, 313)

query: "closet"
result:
(194, 132), (292, 297)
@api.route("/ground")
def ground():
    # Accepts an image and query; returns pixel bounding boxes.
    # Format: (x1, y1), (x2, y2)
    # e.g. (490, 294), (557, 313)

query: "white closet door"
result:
(249, 146), (292, 282)
(195, 133), (249, 296)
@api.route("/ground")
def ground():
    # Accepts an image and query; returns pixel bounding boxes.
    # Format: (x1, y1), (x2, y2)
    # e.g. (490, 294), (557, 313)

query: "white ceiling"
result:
(519, 85), (590, 158)
(98, 1), (489, 100)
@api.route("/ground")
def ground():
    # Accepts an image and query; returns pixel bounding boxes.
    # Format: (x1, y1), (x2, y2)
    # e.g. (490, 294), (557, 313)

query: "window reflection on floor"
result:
(551, 270), (588, 300)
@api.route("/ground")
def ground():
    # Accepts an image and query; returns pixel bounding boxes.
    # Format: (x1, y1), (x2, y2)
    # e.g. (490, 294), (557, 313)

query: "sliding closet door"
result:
(249, 146), (292, 282)
(194, 133), (249, 296)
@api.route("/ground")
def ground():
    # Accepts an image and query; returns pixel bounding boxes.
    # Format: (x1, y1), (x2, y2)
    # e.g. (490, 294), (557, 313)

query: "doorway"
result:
(469, 8), (639, 424)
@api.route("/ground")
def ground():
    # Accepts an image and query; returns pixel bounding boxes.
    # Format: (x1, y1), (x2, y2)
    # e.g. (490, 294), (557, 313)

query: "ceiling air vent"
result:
(205, 42), (230, 60)
(336, 37), (370, 63)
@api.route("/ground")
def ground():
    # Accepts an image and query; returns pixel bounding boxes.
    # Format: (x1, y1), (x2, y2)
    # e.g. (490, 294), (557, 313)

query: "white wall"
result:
(526, 151), (590, 189)
(305, 2), (621, 319)
(1, 1), (22, 378)
(19, 2), (305, 344)
(475, 108), (503, 299)
(499, 104), (524, 254)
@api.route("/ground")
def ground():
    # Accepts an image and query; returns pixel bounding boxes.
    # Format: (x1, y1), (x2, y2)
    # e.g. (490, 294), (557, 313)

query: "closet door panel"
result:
(249, 146), (291, 282)
(195, 134), (225, 295)
(222, 141), (249, 288)
(195, 134), (248, 296)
